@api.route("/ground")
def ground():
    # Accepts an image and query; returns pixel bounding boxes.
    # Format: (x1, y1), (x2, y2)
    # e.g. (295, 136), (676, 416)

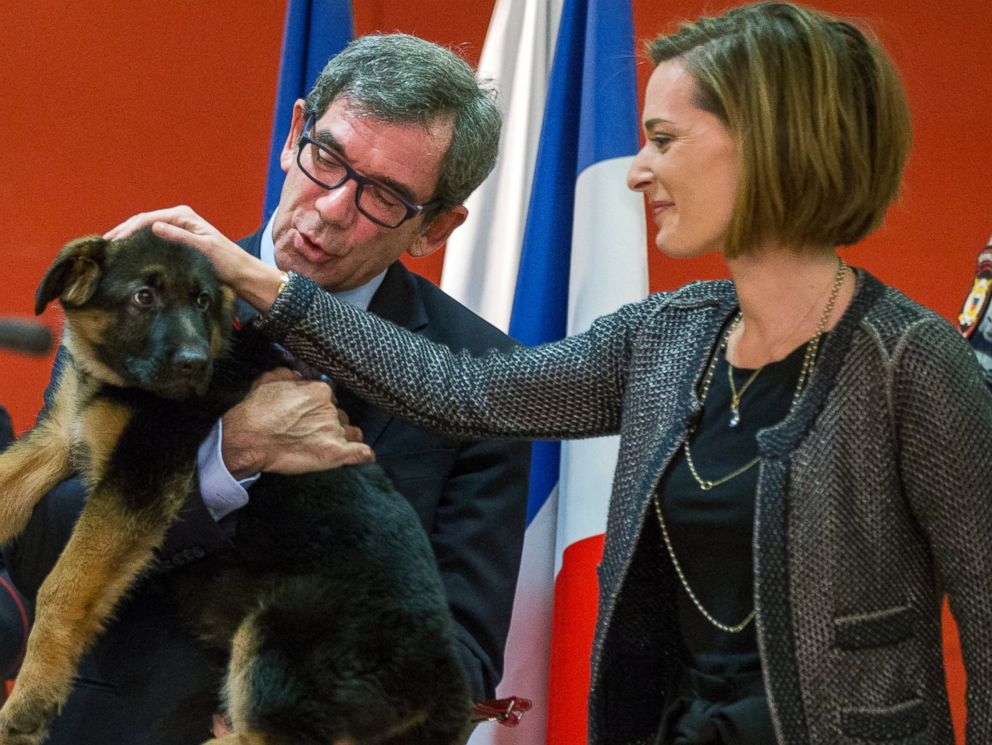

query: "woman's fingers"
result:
(103, 205), (202, 240)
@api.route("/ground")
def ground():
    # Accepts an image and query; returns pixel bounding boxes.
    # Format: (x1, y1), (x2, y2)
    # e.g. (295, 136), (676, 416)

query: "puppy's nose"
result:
(171, 347), (209, 378)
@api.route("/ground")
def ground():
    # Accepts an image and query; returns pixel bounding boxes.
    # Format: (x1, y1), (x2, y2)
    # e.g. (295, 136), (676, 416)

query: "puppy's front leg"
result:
(0, 373), (79, 544)
(0, 473), (192, 745)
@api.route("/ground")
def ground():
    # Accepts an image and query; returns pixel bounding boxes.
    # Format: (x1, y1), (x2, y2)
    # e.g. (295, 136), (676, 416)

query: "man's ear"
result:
(407, 206), (469, 259)
(280, 99), (309, 174)
(35, 235), (109, 315)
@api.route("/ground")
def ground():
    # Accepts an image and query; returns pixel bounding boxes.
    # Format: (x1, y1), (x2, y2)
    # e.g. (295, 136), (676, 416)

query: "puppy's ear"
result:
(209, 285), (238, 359)
(219, 285), (236, 327)
(35, 235), (109, 315)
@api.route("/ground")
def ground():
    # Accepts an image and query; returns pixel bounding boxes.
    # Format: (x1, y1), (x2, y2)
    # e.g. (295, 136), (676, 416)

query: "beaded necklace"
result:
(653, 257), (847, 633)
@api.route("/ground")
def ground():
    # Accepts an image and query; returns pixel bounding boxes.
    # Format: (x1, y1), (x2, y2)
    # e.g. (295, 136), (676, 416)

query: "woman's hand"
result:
(104, 206), (284, 312)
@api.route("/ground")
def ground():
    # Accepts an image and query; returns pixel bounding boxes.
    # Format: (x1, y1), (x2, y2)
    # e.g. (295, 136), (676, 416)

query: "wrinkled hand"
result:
(103, 206), (280, 309)
(221, 368), (372, 478)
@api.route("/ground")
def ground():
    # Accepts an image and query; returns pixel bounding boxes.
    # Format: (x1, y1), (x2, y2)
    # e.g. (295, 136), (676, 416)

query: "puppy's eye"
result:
(133, 288), (156, 307)
(196, 292), (212, 311)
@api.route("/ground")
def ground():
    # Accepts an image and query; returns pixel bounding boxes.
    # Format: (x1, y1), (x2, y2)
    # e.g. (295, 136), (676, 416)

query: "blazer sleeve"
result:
(255, 273), (650, 440)
(894, 318), (992, 741)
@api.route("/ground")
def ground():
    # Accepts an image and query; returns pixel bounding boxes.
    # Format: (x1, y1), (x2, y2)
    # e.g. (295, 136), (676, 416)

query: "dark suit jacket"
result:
(0, 405), (30, 681)
(3, 231), (530, 744)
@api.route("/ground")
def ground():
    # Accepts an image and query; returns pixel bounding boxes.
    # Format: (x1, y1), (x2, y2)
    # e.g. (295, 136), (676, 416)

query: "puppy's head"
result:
(37, 229), (235, 399)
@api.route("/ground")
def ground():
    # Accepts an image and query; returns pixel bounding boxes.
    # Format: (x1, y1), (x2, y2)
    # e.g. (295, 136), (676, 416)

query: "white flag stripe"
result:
(456, 3), (565, 741)
(556, 158), (648, 573)
(473, 486), (558, 744)
(441, 0), (563, 331)
(450, 3), (645, 741)
(556, 436), (619, 574)
(567, 156), (649, 335)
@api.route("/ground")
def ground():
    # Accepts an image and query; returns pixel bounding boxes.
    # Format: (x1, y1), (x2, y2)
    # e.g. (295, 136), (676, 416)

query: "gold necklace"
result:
(682, 312), (759, 492)
(652, 490), (757, 633)
(727, 360), (763, 428)
(659, 257), (848, 632)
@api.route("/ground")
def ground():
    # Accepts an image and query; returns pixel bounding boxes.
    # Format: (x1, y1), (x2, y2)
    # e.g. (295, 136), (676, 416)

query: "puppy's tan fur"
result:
(0, 234), (231, 745)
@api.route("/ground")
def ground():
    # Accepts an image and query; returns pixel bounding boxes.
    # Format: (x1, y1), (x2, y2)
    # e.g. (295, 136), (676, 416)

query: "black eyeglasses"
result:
(295, 114), (440, 229)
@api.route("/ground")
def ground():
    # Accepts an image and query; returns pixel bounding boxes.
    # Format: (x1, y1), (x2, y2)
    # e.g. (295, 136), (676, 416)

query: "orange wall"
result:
(0, 0), (986, 738)
(0, 1), (495, 434)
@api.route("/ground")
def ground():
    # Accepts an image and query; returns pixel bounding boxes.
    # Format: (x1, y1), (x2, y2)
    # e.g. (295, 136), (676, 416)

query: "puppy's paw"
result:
(0, 693), (57, 745)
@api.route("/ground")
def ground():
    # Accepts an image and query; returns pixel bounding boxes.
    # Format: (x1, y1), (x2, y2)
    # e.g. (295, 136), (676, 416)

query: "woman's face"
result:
(627, 59), (740, 259)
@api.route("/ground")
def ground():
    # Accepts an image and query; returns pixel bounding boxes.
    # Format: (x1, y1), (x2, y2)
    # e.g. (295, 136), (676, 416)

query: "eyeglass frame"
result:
(295, 114), (443, 229)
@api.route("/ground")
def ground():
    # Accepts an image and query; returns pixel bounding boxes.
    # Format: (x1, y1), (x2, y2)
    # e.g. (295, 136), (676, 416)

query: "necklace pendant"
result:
(729, 410), (741, 428)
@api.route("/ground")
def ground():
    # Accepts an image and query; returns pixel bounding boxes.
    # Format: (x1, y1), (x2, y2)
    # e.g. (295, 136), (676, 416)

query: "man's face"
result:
(273, 97), (466, 291)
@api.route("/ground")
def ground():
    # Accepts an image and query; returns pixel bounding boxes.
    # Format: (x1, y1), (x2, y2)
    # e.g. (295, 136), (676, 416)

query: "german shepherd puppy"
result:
(0, 231), (470, 745)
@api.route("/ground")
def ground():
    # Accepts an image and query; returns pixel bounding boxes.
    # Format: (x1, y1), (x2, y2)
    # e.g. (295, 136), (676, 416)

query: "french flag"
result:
(263, 0), (353, 223)
(443, 0), (647, 741)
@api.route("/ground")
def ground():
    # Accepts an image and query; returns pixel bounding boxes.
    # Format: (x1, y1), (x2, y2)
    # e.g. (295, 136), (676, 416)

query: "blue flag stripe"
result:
(263, 0), (353, 221)
(508, 0), (640, 527)
(576, 0), (640, 175)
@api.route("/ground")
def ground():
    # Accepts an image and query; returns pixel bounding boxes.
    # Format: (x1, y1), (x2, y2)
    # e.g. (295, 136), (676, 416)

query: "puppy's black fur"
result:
(0, 230), (469, 745)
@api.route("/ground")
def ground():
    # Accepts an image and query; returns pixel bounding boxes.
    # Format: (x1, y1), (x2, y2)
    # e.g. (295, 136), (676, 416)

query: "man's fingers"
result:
(249, 368), (301, 390)
(338, 443), (375, 466)
(211, 713), (232, 738)
(342, 424), (364, 443)
(299, 379), (334, 403)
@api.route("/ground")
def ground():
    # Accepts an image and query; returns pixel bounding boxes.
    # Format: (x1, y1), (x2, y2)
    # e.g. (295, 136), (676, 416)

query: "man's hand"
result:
(221, 368), (372, 478)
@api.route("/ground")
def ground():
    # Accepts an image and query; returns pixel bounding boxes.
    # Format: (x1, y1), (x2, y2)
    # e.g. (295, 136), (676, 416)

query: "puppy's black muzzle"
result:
(133, 343), (214, 400)
(171, 347), (210, 382)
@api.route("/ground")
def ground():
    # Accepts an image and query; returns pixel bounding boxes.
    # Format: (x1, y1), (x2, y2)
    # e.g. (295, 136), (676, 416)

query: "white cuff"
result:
(197, 419), (259, 521)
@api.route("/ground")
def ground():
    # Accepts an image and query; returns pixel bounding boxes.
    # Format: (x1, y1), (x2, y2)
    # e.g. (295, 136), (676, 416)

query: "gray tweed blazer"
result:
(257, 269), (992, 745)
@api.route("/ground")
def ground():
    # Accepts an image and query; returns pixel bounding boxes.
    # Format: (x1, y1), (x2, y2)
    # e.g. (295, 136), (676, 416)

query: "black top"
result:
(658, 339), (808, 675)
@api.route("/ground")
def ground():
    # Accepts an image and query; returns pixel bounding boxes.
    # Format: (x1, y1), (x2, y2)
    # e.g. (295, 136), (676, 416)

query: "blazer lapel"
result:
(233, 230), (265, 326)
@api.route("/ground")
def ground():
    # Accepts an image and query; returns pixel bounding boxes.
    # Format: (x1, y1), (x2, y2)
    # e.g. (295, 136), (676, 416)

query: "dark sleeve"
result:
(255, 273), (649, 440)
(894, 318), (992, 740)
(0, 405), (13, 452)
(428, 436), (530, 700)
(0, 405), (31, 679)
(2, 349), (83, 599)
(0, 566), (29, 680)
(3, 477), (85, 600)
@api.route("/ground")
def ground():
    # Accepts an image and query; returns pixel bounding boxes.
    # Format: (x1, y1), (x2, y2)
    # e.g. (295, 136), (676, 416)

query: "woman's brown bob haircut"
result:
(649, 2), (911, 257)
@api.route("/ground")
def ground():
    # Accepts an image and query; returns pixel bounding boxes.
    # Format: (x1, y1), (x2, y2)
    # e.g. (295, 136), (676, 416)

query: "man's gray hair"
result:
(304, 34), (501, 215)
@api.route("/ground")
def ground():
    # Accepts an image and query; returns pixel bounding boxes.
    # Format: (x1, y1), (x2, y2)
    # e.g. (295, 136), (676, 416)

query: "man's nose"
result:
(313, 178), (359, 224)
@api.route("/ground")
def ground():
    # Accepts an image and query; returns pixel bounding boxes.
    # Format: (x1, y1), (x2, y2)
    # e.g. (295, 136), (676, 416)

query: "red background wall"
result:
(0, 0), (987, 737)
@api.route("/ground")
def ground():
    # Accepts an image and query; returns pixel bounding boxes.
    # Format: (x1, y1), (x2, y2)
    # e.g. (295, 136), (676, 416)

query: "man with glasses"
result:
(4, 34), (530, 744)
